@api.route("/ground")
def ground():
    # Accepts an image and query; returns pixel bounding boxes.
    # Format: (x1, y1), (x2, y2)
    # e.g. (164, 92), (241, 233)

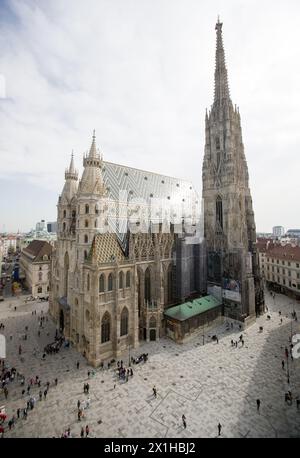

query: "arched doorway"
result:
(150, 329), (156, 341)
(59, 309), (64, 332)
(64, 252), (69, 297)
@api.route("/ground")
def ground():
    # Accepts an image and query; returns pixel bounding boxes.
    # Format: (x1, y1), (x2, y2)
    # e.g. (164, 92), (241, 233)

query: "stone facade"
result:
(202, 19), (264, 320)
(20, 240), (52, 297)
(49, 134), (201, 366)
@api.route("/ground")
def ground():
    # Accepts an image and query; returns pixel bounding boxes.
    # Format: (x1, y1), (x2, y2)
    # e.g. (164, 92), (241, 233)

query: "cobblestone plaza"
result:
(0, 289), (299, 438)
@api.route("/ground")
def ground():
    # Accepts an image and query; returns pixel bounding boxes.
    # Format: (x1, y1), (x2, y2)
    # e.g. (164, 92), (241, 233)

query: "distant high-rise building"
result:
(47, 222), (57, 233)
(272, 226), (285, 237)
(36, 220), (47, 232)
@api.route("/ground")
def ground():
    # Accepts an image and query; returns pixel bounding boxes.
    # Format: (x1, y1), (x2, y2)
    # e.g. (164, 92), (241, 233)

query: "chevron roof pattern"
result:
(101, 161), (200, 250)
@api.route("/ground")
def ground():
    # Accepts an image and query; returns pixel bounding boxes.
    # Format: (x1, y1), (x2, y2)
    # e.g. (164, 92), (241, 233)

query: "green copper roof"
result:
(164, 295), (222, 322)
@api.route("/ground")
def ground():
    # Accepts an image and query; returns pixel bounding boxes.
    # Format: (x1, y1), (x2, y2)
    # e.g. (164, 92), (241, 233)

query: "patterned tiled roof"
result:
(90, 232), (125, 264)
(102, 161), (200, 250)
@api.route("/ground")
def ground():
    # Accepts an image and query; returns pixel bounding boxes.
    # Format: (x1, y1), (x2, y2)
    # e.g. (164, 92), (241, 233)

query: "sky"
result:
(0, 0), (299, 233)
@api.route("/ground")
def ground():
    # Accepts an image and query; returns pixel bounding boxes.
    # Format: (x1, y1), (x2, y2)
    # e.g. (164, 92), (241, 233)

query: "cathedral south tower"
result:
(202, 19), (264, 320)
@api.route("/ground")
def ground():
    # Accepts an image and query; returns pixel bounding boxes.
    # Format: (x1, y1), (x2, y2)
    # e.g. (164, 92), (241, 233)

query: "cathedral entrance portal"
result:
(150, 329), (156, 341)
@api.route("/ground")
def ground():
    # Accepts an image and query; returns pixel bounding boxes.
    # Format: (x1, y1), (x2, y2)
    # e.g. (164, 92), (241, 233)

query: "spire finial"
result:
(214, 18), (230, 103)
(93, 129), (96, 140)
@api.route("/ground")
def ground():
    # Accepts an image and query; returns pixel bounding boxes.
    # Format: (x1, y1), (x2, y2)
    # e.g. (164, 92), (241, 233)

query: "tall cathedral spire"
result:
(214, 17), (230, 104)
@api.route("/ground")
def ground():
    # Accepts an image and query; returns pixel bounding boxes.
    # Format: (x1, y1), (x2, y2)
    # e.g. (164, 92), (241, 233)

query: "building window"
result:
(63, 222), (66, 231)
(120, 307), (129, 336)
(216, 196), (223, 229)
(282, 261), (285, 265)
(38, 272), (42, 281)
(84, 250), (88, 260)
(95, 219), (98, 228)
(85, 204), (89, 214)
(119, 271), (124, 289)
(126, 271), (130, 288)
(283, 279), (286, 285)
(289, 281), (292, 287)
(298, 284), (300, 290)
(85, 220), (89, 228)
(288, 271), (291, 277)
(297, 263), (300, 268)
(87, 274), (90, 291)
(63, 210), (66, 218)
(95, 204), (99, 214)
(288, 262), (291, 266)
(277, 268), (279, 273)
(37, 287), (42, 294)
(297, 273), (300, 279)
(101, 313), (110, 343)
(108, 273), (113, 291)
(216, 136), (220, 150)
(84, 234), (88, 243)
(277, 259), (279, 264)
(99, 274), (105, 293)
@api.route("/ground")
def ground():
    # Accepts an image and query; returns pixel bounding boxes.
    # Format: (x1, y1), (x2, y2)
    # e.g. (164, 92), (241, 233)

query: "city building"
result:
(20, 240), (52, 297)
(257, 239), (300, 300)
(286, 229), (300, 238)
(272, 226), (285, 237)
(0, 235), (17, 257)
(202, 18), (264, 323)
(50, 20), (264, 366)
(47, 222), (57, 233)
(19, 220), (57, 251)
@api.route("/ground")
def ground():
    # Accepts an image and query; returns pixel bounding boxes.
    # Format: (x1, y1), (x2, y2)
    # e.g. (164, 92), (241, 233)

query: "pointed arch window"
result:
(84, 234), (88, 244)
(63, 210), (66, 218)
(216, 196), (223, 230)
(63, 222), (66, 232)
(145, 267), (151, 303)
(99, 274), (105, 293)
(108, 273), (113, 291)
(87, 273), (90, 291)
(85, 204), (89, 214)
(119, 271), (124, 289)
(84, 250), (88, 260)
(126, 271), (130, 288)
(101, 313), (110, 343)
(120, 307), (129, 336)
(85, 220), (89, 228)
(216, 136), (220, 150)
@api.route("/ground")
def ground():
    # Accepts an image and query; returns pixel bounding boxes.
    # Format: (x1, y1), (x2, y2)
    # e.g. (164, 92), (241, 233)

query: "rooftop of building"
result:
(257, 241), (300, 262)
(22, 240), (52, 262)
(164, 295), (222, 322)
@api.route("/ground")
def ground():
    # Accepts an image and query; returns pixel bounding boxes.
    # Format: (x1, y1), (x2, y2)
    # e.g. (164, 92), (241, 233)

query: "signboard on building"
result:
(222, 278), (241, 302)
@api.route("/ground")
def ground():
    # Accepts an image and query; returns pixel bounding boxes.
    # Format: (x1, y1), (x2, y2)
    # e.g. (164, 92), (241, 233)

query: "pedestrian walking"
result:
(182, 414), (186, 429)
(77, 400), (81, 410)
(39, 390), (42, 401)
(80, 426), (84, 438)
(218, 423), (222, 436)
(44, 389), (48, 399)
(282, 360), (285, 370)
(85, 425), (90, 437)
(76, 361), (80, 370)
(17, 408), (20, 419)
(256, 399), (261, 412)
(55, 378), (58, 386)
(86, 383), (90, 394)
(153, 386), (157, 398)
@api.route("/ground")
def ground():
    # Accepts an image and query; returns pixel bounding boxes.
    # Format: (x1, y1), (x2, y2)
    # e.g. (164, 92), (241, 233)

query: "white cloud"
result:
(0, 0), (299, 232)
